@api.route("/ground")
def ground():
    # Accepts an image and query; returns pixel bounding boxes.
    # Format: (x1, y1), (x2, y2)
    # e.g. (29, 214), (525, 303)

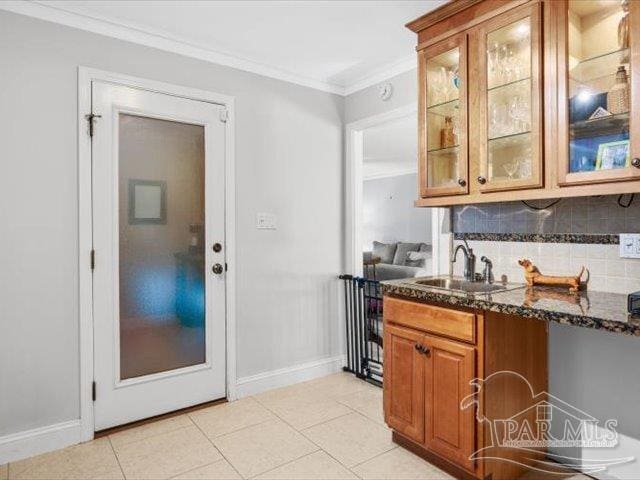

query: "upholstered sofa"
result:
(363, 241), (432, 281)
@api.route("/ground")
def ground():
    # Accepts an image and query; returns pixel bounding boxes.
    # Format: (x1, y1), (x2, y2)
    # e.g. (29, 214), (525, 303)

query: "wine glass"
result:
(503, 159), (520, 179)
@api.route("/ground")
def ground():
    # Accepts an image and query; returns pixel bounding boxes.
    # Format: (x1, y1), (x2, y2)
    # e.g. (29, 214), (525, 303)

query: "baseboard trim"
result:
(0, 356), (346, 464)
(235, 355), (346, 398)
(0, 420), (83, 465)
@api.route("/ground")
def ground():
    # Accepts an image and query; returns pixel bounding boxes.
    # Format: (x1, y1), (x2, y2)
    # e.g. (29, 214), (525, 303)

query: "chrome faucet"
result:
(451, 240), (476, 282)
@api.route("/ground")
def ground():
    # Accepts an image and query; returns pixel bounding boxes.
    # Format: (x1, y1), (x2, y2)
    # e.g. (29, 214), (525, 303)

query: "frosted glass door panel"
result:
(118, 114), (206, 380)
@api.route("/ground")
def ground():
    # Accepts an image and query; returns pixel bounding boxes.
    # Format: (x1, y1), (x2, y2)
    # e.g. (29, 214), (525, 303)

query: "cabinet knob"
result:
(457, 178), (467, 187)
(632, 158), (640, 169)
(477, 176), (487, 185)
(414, 344), (431, 356)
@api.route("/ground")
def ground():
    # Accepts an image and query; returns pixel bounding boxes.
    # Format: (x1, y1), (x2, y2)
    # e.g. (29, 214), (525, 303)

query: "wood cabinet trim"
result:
(420, 32), (470, 198)
(557, 0), (640, 186)
(475, 2), (544, 193)
(384, 297), (476, 344)
(406, 0), (485, 33)
(383, 323), (426, 444)
(425, 334), (476, 472)
(413, 0), (531, 50)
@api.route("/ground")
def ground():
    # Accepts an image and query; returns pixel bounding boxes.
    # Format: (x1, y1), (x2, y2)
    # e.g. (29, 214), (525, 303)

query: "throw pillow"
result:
(406, 250), (431, 268)
(419, 243), (433, 253)
(393, 242), (422, 265)
(372, 241), (397, 264)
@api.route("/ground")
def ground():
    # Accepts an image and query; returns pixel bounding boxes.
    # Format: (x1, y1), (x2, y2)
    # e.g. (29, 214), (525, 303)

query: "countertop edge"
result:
(380, 283), (640, 338)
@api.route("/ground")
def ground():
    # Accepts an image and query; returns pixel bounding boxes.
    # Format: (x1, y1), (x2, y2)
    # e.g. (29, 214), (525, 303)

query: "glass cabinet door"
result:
(558, 0), (640, 185)
(477, 3), (543, 192)
(419, 33), (468, 197)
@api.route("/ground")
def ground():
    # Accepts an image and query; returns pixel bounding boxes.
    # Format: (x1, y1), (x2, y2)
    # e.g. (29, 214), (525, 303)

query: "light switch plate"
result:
(256, 212), (277, 230)
(619, 233), (640, 258)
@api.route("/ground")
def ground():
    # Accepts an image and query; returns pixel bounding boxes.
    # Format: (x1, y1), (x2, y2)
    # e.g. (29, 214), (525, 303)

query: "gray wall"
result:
(363, 173), (431, 249)
(344, 69), (417, 123)
(0, 10), (343, 436)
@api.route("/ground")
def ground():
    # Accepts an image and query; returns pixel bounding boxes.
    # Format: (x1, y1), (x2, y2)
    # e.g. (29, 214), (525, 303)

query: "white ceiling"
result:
(363, 114), (417, 180)
(1, 0), (445, 95)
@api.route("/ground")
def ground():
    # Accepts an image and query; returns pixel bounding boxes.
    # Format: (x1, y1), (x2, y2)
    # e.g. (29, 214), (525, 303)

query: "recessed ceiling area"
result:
(363, 114), (417, 180)
(1, 0), (445, 95)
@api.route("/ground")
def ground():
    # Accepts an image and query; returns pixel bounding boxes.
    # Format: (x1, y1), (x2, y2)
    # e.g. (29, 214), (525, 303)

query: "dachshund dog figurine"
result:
(518, 258), (587, 293)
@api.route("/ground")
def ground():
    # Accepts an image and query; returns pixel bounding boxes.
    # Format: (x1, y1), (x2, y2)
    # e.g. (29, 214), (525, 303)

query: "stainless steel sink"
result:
(411, 276), (524, 295)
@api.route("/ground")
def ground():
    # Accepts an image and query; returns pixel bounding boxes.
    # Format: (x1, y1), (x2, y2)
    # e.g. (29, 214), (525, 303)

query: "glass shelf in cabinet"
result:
(569, 112), (629, 140)
(427, 145), (460, 154)
(488, 130), (531, 143)
(569, 48), (630, 85)
(427, 98), (459, 117)
(487, 76), (531, 93)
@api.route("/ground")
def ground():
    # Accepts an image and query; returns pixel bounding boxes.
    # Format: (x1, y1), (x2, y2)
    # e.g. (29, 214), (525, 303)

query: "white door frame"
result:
(78, 67), (236, 441)
(345, 103), (449, 277)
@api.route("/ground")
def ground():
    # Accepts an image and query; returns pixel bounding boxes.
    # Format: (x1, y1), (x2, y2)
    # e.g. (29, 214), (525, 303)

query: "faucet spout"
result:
(451, 241), (476, 281)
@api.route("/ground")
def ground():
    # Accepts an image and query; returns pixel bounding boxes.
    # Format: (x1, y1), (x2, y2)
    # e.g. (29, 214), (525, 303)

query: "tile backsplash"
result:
(451, 240), (640, 294)
(451, 195), (640, 295)
(453, 195), (640, 234)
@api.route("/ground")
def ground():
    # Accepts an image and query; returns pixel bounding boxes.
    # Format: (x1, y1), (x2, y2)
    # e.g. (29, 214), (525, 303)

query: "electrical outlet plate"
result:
(256, 212), (277, 230)
(619, 233), (640, 258)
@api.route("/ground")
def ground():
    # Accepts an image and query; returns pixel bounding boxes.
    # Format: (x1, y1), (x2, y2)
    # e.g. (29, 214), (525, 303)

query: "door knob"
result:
(212, 242), (222, 252)
(212, 263), (224, 275)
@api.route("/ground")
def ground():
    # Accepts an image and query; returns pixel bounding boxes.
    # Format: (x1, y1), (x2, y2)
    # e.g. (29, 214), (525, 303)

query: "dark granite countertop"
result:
(381, 278), (640, 337)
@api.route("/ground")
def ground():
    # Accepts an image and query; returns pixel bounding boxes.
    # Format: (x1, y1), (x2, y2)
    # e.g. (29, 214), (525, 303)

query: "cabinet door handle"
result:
(422, 346), (431, 357)
(414, 343), (423, 353)
(477, 176), (487, 185)
(632, 158), (640, 169)
(457, 178), (467, 187)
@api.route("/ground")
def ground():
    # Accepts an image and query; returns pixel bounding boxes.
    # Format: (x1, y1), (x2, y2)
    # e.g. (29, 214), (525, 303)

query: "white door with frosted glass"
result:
(91, 82), (227, 430)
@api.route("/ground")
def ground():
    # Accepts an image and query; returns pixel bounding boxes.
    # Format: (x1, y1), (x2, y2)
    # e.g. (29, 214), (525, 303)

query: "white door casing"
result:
(91, 81), (227, 430)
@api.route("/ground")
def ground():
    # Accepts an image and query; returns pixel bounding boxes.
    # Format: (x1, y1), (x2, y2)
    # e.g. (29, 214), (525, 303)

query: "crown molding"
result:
(1, 1), (419, 97)
(343, 54), (417, 96)
(0, 0), (345, 95)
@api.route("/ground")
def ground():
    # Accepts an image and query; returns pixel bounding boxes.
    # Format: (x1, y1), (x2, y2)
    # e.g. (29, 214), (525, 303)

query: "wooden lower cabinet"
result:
(383, 296), (548, 480)
(383, 324), (425, 444)
(426, 335), (476, 472)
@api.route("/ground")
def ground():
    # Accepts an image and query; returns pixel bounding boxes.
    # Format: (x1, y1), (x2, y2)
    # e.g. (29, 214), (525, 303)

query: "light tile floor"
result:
(1, 373), (590, 480)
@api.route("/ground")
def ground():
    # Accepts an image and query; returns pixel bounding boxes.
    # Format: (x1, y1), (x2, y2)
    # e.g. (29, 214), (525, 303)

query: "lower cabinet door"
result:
(383, 324), (426, 444)
(425, 334), (476, 471)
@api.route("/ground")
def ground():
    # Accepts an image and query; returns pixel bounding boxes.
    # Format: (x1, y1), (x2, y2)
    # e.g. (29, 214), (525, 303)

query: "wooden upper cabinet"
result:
(409, 0), (640, 206)
(474, 2), (544, 192)
(556, 0), (640, 186)
(419, 32), (469, 197)
(383, 324), (426, 444)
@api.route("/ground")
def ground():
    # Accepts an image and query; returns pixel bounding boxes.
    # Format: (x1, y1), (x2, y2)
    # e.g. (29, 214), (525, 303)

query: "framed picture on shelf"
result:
(595, 140), (630, 170)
